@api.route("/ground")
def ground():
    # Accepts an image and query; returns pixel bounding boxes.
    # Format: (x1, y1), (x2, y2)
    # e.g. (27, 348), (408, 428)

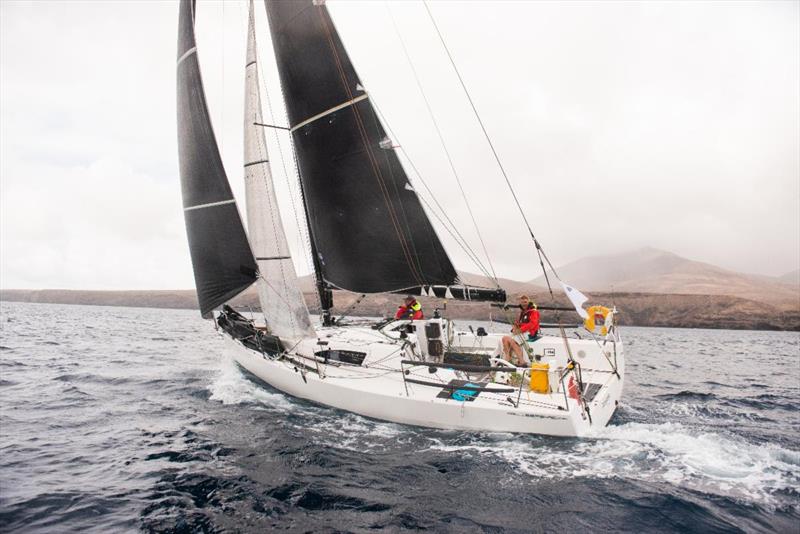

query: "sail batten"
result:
(177, 0), (258, 317)
(289, 94), (369, 132)
(183, 199), (237, 212)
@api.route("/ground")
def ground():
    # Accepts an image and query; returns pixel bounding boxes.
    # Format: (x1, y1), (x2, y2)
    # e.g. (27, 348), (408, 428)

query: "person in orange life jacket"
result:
(501, 295), (540, 366)
(395, 295), (423, 320)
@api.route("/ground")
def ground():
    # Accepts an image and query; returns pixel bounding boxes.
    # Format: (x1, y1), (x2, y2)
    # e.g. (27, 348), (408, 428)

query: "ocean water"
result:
(0, 302), (798, 533)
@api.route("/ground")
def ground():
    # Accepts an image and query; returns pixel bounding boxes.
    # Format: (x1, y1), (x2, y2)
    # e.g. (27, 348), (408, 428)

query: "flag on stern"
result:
(560, 282), (589, 319)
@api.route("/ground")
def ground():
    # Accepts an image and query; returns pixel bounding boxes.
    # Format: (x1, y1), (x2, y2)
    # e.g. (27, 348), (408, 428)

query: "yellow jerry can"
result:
(529, 362), (550, 394)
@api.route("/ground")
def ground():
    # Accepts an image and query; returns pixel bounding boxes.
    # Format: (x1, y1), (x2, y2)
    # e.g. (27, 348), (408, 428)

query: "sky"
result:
(1, 0), (798, 290)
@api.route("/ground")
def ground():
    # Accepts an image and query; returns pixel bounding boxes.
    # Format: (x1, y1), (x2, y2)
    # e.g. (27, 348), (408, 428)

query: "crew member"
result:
(501, 295), (540, 366)
(395, 295), (423, 320)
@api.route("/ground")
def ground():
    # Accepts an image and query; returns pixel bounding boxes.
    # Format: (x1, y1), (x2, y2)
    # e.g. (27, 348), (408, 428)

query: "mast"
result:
(177, 0), (258, 317)
(243, 0), (316, 338)
(302, 188), (334, 326)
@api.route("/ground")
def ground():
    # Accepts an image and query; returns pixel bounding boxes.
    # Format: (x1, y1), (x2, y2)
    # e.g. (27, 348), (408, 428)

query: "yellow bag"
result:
(529, 362), (550, 394)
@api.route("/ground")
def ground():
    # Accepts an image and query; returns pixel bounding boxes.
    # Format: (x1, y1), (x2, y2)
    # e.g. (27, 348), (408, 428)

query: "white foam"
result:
(207, 354), (295, 411)
(301, 410), (405, 452)
(428, 422), (800, 506)
(207, 355), (402, 448)
(595, 423), (799, 496)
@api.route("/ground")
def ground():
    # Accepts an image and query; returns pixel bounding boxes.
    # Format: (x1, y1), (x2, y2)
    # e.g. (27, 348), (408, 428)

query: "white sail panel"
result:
(244, 0), (315, 341)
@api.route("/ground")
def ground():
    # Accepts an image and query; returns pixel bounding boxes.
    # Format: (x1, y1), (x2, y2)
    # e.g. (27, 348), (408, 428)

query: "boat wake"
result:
(429, 421), (799, 508)
(207, 354), (295, 411)
(208, 355), (407, 450)
(596, 423), (800, 498)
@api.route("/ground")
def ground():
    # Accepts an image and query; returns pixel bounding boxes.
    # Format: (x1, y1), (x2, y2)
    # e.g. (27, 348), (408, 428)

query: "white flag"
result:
(560, 281), (588, 319)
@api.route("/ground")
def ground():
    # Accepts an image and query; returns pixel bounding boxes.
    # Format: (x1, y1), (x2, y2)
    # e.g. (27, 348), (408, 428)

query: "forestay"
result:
(244, 0), (315, 341)
(177, 0), (258, 317)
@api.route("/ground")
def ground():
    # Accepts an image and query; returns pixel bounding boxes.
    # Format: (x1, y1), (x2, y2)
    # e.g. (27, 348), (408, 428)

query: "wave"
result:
(656, 391), (717, 401)
(206, 354), (296, 412)
(206, 355), (405, 452)
(428, 422), (800, 508)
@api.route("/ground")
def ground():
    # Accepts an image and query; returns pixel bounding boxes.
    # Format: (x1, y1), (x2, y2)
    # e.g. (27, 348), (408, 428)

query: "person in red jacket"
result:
(395, 295), (423, 320)
(501, 295), (540, 366)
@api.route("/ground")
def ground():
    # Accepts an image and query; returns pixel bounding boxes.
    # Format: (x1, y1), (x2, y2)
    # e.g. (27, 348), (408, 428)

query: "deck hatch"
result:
(315, 349), (367, 366)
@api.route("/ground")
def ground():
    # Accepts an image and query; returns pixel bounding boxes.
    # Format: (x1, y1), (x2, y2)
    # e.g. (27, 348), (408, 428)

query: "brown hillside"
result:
(531, 247), (799, 310)
(2, 287), (797, 331)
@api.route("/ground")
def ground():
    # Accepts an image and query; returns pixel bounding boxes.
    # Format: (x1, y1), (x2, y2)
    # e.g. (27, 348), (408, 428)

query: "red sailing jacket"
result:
(395, 300), (423, 320)
(515, 304), (540, 336)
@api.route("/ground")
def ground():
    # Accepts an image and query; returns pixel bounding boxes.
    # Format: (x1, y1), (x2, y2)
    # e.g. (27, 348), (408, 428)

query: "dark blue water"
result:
(1, 302), (798, 533)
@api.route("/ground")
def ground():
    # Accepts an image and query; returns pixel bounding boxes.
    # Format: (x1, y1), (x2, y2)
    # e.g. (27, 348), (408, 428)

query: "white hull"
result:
(222, 320), (625, 438)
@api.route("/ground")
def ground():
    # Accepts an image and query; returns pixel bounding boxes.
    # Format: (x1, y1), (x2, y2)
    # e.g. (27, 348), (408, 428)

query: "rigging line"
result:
(249, 20), (286, 256)
(361, 97), (430, 284)
(367, 29), (485, 283)
(386, 3), (498, 284)
(364, 103), (437, 286)
(316, 7), (427, 287)
(315, 97), (423, 287)
(369, 97), (495, 282)
(414, 181), (493, 281)
(257, 26), (317, 294)
(257, 69), (322, 320)
(367, 346), (404, 367)
(334, 293), (366, 324)
(252, 4), (311, 276)
(257, 271), (301, 311)
(248, 5), (287, 302)
(422, 1), (563, 295)
(316, 8), (426, 286)
(266, 98), (321, 312)
(247, 8), (300, 336)
(288, 144), (326, 312)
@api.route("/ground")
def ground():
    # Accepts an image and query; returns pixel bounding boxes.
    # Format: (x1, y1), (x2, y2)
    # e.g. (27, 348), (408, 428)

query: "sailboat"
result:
(176, 0), (625, 437)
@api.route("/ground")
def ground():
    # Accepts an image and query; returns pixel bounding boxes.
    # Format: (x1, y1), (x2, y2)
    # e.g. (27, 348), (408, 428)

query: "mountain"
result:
(530, 247), (799, 310)
(3, 248), (797, 331)
(778, 269), (800, 286)
(3, 287), (798, 331)
(0, 289), (200, 309)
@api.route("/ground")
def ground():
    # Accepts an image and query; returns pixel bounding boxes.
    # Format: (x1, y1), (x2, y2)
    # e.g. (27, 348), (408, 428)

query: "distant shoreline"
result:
(2, 288), (798, 332)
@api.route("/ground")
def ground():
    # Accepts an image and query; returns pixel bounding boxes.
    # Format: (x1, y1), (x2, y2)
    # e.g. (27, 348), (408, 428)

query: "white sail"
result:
(243, 0), (315, 342)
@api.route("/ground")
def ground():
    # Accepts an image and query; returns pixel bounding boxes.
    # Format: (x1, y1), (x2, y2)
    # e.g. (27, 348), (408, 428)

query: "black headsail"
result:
(264, 0), (504, 306)
(177, 0), (258, 317)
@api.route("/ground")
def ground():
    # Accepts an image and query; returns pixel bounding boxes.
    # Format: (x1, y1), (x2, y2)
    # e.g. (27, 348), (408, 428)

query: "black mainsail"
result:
(177, 0), (258, 317)
(264, 0), (468, 298)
